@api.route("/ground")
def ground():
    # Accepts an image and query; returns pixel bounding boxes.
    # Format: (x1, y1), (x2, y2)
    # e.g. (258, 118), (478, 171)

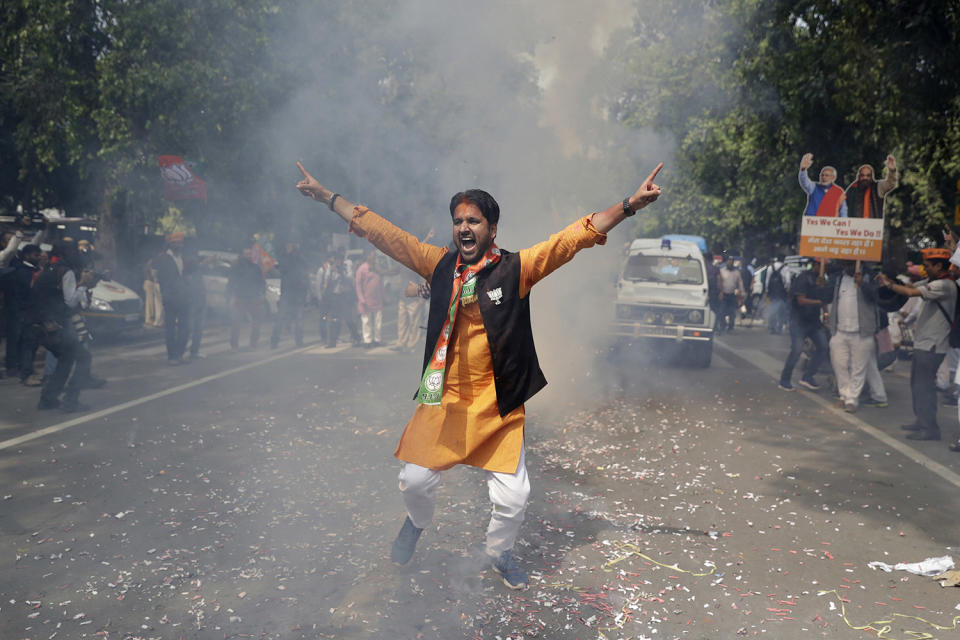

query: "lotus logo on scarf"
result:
(425, 371), (444, 392)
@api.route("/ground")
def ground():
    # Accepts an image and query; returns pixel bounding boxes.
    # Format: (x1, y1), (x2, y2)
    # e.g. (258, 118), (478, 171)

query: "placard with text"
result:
(798, 216), (883, 261)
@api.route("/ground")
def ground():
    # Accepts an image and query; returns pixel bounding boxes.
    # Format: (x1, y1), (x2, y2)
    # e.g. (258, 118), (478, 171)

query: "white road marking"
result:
(0, 343), (321, 452)
(715, 339), (960, 490)
(711, 352), (732, 368)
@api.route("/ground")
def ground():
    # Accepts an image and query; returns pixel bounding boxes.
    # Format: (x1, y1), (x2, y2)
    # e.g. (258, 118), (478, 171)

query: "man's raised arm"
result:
(798, 153), (816, 195)
(295, 161), (445, 280)
(591, 162), (664, 233)
(296, 161), (358, 223)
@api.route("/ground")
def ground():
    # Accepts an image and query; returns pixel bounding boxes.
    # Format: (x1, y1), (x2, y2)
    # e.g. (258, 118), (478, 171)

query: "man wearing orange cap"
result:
(154, 232), (191, 364)
(877, 248), (957, 442)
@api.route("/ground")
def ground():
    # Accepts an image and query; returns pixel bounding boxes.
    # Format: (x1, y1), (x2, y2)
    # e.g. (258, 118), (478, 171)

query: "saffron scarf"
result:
(848, 180), (882, 219)
(416, 245), (501, 405)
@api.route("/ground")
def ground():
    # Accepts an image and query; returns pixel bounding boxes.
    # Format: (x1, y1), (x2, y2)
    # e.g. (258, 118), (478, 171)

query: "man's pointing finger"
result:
(645, 162), (664, 184)
(296, 161), (311, 179)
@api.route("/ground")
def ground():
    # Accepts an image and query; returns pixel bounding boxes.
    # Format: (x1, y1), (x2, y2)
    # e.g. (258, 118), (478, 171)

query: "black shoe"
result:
(61, 400), (89, 413)
(37, 397), (60, 410)
(81, 376), (107, 389)
(905, 431), (941, 441)
(390, 516), (424, 565)
(900, 423), (923, 431)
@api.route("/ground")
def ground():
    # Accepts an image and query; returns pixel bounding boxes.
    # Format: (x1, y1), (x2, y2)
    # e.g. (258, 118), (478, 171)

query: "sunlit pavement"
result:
(2, 316), (960, 639)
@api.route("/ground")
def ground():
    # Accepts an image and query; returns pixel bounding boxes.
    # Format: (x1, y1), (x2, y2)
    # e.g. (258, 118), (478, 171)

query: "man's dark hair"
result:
(19, 244), (41, 258)
(449, 189), (500, 225)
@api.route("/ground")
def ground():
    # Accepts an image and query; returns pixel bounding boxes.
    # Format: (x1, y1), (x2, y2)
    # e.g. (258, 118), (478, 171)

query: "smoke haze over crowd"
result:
(251, 0), (676, 411)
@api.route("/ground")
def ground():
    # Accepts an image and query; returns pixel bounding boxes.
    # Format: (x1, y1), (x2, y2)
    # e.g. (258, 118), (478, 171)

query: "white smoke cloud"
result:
(265, 0), (676, 412)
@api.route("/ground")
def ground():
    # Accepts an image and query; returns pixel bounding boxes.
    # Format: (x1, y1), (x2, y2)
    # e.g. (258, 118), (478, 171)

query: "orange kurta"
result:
(349, 206), (606, 473)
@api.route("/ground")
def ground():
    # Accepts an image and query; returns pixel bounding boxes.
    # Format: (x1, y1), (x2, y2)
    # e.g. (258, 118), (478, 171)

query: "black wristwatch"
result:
(622, 198), (635, 217)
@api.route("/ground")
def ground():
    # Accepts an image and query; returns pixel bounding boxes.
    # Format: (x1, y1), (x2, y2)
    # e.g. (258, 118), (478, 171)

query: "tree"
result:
(613, 0), (960, 262)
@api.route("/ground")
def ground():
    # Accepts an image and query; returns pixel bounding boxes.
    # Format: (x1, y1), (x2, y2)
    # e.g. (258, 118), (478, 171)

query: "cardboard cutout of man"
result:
(799, 153), (847, 217)
(844, 155), (898, 219)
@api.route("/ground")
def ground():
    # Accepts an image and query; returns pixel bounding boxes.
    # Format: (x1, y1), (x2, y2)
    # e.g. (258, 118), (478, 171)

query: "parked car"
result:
(83, 279), (144, 336)
(199, 250), (282, 316)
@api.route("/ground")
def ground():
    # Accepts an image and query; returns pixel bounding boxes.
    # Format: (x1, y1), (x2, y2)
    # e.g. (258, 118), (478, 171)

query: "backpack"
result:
(766, 264), (787, 300)
(932, 279), (960, 348)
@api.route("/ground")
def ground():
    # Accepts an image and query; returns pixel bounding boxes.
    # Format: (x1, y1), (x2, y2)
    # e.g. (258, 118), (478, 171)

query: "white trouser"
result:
(144, 280), (164, 326)
(887, 312), (903, 346)
(863, 345), (887, 402)
(830, 330), (874, 405)
(398, 446), (530, 557)
(360, 309), (382, 343)
(396, 298), (425, 349)
(937, 348), (960, 390)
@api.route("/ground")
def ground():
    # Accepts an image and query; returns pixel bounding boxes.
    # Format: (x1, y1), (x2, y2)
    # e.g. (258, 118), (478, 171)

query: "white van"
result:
(612, 237), (714, 367)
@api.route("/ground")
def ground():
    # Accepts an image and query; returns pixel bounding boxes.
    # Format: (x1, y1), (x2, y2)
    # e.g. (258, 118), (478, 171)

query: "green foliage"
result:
(614, 0), (960, 258)
(0, 0), (305, 261)
(156, 205), (195, 236)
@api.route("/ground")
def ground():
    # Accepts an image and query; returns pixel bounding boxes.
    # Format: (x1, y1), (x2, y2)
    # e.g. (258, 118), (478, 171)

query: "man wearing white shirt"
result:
(827, 261), (885, 412)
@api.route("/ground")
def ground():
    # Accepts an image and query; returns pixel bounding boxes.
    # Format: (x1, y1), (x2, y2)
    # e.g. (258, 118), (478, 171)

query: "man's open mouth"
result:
(460, 236), (477, 251)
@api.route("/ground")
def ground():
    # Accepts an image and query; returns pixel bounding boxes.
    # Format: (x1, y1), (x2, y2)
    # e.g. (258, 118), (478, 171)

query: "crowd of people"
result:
(731, 242), (960, 454)
(0, 230), (106, 411)
(0, 227), (434, 412)
(140, 232), (434, 359)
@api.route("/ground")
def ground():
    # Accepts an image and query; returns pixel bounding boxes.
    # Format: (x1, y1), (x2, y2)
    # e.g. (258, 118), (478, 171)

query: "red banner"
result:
(158, 155), (207, 202)
(251, 242), (276, 276)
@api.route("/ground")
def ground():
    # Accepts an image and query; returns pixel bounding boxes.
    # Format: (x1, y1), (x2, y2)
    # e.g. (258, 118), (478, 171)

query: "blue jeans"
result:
(780, 320), (828, 385)
(767, 298), (787, 333)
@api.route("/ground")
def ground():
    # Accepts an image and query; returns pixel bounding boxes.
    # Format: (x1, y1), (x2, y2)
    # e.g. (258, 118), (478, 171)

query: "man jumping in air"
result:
(295, 160), (662, 589)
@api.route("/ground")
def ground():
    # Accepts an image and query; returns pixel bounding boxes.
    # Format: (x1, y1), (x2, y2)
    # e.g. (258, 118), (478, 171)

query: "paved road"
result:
(2, 317), (960, 639)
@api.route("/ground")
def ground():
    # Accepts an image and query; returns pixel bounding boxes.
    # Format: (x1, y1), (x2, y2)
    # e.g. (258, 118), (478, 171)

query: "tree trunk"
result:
(96, 185), (119, 271)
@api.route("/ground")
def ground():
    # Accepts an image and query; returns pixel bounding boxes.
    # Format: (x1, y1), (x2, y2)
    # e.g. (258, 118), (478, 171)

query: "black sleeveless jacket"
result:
(417, 249), (547, 417)
(24, 264), (69, 325)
